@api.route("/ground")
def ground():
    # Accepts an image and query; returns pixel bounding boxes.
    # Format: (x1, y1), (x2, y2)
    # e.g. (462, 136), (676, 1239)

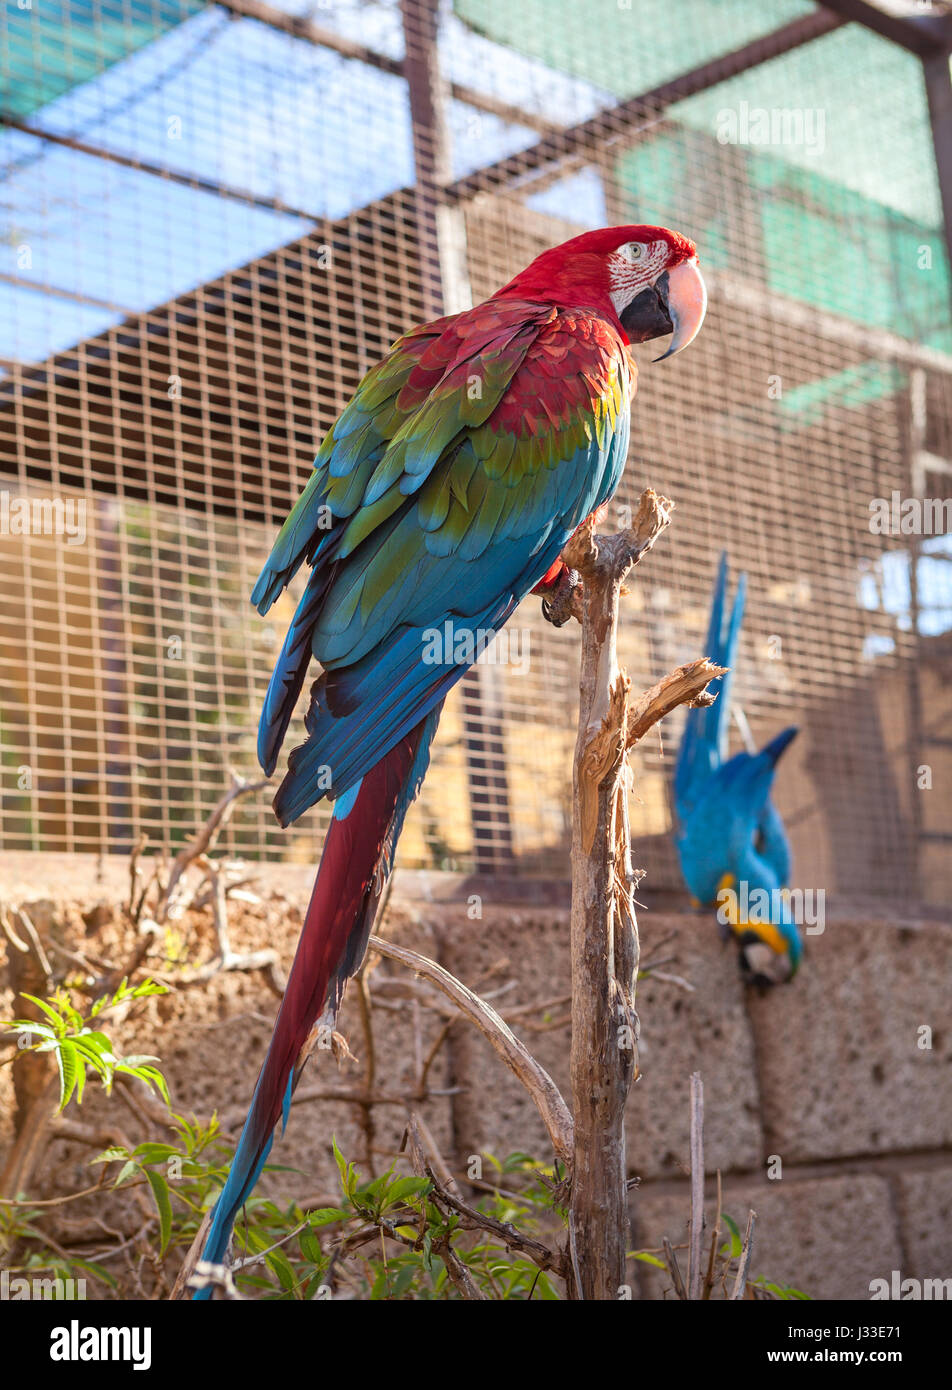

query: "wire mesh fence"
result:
(1, 0), (950, 904)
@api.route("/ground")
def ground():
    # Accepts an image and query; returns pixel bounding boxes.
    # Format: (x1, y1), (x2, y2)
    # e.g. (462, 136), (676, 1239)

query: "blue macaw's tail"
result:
(194, 707), (441, 1295)
(675, 551), (746, 821)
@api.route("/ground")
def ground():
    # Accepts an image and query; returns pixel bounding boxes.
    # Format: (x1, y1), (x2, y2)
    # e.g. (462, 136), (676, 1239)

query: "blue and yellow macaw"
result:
(193, 224), (708, 1291)
(674, 554), (801, 985)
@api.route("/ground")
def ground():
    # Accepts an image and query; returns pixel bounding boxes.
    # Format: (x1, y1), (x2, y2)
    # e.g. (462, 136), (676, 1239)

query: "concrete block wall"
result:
(434, 900), (952, 1300)
(1, 852), (949, 1300)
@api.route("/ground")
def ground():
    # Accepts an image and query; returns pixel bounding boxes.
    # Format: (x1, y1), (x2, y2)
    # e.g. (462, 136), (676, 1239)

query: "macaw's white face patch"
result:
(607, 239), (670, 315)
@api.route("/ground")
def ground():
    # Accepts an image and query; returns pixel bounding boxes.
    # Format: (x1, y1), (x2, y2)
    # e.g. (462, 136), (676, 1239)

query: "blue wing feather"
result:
(255, 303), (632, 826)
(675, 552), (746, 822)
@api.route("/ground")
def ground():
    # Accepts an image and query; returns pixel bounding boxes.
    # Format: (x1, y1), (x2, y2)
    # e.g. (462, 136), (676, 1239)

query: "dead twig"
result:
(688, 1071), (705, 1300)
(165, 857), (284, 994)
(354, 971), (377, 1174)
(702, 1169), (723, 1300)
(626, 660), (726, 750)
(663, 1237), (688, 1300)
(13, 908), (54, 991)
(169, 1209), (214, 1301)
(127, 833), (148, 917)
(404, 1115), (563, 1279)
(369, 935), (573, 1166)
(154, 770), (269, 923)
(730, 1210), (757, 1300)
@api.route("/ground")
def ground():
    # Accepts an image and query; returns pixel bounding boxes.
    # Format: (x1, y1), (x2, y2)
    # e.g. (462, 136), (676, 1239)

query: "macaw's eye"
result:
(625, 243), (644, 261)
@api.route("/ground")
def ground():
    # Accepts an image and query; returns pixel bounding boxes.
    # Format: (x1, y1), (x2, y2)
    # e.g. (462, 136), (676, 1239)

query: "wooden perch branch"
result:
(563, 489), (722, 1300)
(627, 659), (726, 750)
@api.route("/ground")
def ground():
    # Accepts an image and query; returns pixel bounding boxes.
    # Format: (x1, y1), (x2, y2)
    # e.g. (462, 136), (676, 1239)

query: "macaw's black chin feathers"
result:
(620, 272), (673, 343)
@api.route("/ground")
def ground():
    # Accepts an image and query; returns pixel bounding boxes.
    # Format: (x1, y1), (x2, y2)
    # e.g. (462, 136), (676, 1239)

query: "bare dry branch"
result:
(14, 908), (54, 990)
(688, 1071), (705, 1300)
(127, 833), (148, 916)
(404, 1115), (564, 1279)
(626, 658), (726, 750)
(0, 903), (28, 956)
(369, 935), (573, 1166)
(164, 858), (284, 994)
(170, 1210), (213, 1301)
(702, 1169), (723, 1301)
(155, 771), (270, 922)
(730, 1210), (757, 1300)
(664, 1237), (688, 1300)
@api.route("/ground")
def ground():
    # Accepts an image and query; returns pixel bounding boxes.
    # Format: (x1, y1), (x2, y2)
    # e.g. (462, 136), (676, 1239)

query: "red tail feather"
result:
(256, 731), (422, 1138)
(197, 730), (425, 1280)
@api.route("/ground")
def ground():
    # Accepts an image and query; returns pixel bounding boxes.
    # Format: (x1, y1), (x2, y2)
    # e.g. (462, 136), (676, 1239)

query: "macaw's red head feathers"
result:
(495, 224), (707, 360)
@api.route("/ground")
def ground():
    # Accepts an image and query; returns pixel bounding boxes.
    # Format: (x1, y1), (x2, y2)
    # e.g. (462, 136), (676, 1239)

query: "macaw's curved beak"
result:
(653, 257), (707, 361)
(620, 257), (707, 360)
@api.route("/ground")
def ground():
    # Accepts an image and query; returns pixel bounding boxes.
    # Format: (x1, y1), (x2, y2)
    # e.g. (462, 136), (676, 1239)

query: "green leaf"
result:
(19, 994), (69, 1032)
(332, 1135), (347, 1184)
(131, 1143), (179, 1165)
(91, 1146), (130, 1166)
(307, 1207), (350, 1228)
(73, 1049), (87, 1106)
(265, 1247), (298, 1295)
(55, 1041), (78, 1110)
(144, 1169), (173, 1255)
(57, 999), (84, 1031)
(70, 1038), (113, 1081)
(298, 1229), (324, 1264)
(385, 1176), (432, 1204)
(359, 1173), (391, 1203)
(130, 979), (168, 1000)
(630, 1251), (667, 1269)
(390, 1264), (416, 1299)
(501, 1152), (536, 1173)
(331, 1136), (356, 1198)
(720, 1213), (743, 1258)
(112, 1160), (138, 1189)
(117, 1063), (170, 1105)
(69, 1258), (118, 1289)
(5, 1021), (55, 1041)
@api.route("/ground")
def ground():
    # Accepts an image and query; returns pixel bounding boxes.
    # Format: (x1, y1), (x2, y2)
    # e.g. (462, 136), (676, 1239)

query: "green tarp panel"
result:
(1, 0), (206, 117)
(455, 0), (951, 413)
(454, 0), (815, 104)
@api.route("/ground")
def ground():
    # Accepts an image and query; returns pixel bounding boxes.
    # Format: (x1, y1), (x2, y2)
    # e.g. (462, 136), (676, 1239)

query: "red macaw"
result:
(195, 225), (706, 1288)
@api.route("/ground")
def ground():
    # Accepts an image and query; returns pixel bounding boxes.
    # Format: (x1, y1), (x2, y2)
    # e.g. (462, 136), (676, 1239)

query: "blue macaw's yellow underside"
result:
(675, 556), (801, 977)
